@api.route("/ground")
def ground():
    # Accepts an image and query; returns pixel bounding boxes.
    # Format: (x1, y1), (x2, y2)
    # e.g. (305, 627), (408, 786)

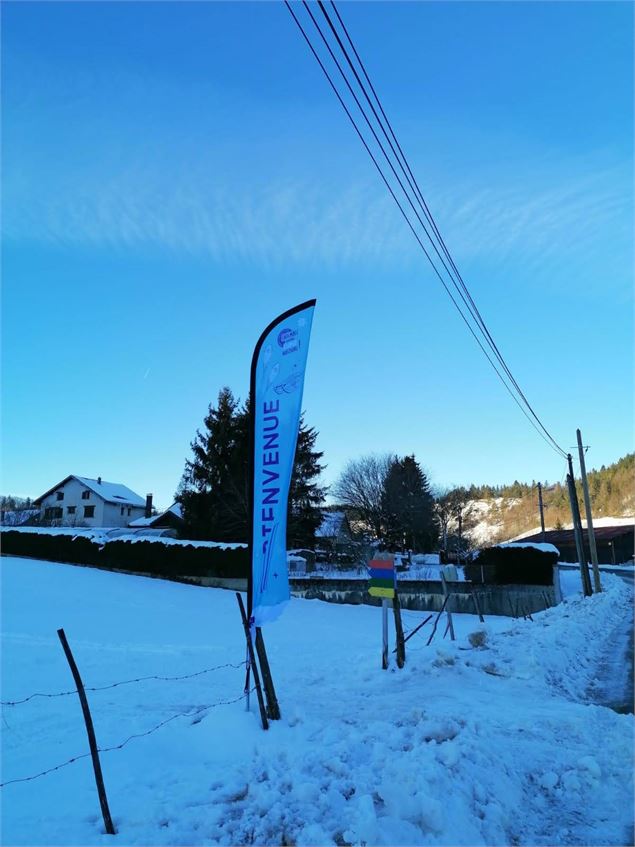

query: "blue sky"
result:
(2, 1), (633, 508)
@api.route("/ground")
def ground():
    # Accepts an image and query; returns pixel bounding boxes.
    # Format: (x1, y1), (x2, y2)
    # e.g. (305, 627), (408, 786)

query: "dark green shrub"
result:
(0, 531), (248, 581)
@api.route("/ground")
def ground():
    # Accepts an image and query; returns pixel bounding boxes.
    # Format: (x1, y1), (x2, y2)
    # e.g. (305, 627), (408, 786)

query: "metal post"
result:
(381, 599), (389, 669)
(577, 429), (602, 593)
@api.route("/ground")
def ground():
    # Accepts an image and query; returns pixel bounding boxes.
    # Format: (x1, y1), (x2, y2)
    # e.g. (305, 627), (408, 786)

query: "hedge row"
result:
(464, 546), (557, 586)
(0, 531), (249, 581)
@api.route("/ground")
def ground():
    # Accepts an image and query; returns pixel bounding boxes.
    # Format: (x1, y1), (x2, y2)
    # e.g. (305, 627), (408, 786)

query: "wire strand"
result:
(1, 661), (247, 707)
(0, 690), (253, 789)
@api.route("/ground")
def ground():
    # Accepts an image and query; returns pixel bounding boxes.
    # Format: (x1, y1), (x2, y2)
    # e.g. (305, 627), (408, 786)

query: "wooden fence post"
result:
(472, 589), (485, 623)
(392, 593), (406, 668)
(57, 629), (115, 836)
(440, 572), (455, 641)
(254, 628), (281, 720)
(235, 594), (269, 731)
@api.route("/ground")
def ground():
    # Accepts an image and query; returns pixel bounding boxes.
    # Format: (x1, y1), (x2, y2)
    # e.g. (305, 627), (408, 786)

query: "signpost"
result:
(369, 557), (397, 669)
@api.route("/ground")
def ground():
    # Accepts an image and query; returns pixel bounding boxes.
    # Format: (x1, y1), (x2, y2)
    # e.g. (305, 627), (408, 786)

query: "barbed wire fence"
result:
(1, 646), (251, 797)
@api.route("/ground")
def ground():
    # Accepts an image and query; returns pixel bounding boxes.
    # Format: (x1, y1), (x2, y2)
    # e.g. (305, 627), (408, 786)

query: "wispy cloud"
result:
(2, 54), (631, 286)
(4, 148), (630, 290)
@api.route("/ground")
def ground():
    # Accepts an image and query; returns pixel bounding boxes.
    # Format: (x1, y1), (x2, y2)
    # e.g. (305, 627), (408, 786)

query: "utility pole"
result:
(577, 429), (602, 593)
(457, 511), (463, 565)
(566, 454), (592, 597)
(537, 482), (546, 542)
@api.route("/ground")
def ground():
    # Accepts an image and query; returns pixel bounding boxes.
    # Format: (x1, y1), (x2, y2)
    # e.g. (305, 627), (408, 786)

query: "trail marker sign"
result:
(368, 558), (396, 599)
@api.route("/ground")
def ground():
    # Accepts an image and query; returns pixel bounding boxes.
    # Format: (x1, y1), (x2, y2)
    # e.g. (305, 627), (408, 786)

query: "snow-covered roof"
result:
(128, 502), (184, 528)
(34, 475), (146, 508)
(316, 511), (347, 538)
(0, 509), (39, 526)
(496, 541), (560, 556)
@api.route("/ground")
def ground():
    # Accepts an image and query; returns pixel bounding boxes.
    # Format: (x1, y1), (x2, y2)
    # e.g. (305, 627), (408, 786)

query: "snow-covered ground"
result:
(1, 557), (633, 846)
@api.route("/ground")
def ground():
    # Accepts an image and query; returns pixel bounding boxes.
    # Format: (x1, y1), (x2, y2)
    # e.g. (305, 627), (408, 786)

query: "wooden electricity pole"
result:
(577, 429), (602, 593)
(537, 483), (546, 542)
(566, 455), (592, 597)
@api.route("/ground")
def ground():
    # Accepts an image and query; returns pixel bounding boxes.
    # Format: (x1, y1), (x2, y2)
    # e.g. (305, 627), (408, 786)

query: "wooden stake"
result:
(235, 594), (268, 731)
(255, 628), (281, 720)
(472, 590), (485, 623)
(57, 629), (115, 836)
(426, 595), (449, 646)
(395, 614), (433, 650)
(440, 573), (455, 641)
(392, 593), (406, 668)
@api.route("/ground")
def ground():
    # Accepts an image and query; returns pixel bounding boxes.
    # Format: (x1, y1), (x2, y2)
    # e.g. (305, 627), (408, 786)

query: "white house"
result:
(34, 476), (149, 528)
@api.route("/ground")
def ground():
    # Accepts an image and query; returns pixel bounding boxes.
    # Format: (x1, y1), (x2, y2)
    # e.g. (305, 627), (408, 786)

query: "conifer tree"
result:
(176, 387), (325, 545)
(382, 455), (437, 552)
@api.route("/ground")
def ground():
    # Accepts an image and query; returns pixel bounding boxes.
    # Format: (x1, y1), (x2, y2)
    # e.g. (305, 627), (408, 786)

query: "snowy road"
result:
(1, 557), (633, 846)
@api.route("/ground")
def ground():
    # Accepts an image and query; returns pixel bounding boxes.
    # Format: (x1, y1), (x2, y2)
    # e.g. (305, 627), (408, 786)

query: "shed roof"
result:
(519, 525), (633, 545)
(128, 503), (184, 528)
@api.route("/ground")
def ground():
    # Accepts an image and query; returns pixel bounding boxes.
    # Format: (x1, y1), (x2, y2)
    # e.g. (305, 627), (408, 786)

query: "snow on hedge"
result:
(0, 526), (246, 550)
(1, 557), (632, 846)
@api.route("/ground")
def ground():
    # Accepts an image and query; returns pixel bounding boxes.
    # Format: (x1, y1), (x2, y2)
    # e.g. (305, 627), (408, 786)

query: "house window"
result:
(81, 490), (90, 500)
(120, 506), (124, 515)
(67, 506), (76, 515)
(127, 507), (131, 516)
(84, 506), (95, 518)
(56, 491), (64, 501)
(44, 507), (63, 520)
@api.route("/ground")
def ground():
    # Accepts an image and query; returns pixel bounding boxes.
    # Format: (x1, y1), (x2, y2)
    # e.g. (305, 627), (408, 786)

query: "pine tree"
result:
(287, 419), (327, 548)
(176, 387), (248, 541)
(176, 388), (325, 545)
(381, 455), (437, 552)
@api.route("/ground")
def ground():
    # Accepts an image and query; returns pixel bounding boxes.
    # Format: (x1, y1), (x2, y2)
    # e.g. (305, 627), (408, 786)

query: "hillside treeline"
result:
(459, 453), (634, 542)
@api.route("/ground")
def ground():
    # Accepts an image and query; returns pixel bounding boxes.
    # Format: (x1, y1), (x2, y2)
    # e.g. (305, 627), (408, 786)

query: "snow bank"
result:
(1, 558), (632, 846)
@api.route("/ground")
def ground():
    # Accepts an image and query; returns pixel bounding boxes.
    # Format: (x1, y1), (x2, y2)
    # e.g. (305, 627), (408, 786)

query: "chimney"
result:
(145, 494), (153, 518)
(97, 477), (102, 485)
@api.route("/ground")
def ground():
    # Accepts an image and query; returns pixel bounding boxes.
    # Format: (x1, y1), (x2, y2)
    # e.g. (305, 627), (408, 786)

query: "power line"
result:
(322, 0), (567, 460)
(285, 1), (567, 459)
(284, 1), (562, 457)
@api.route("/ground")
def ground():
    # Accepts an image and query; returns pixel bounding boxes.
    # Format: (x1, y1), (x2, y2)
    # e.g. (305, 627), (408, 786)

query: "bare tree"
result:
(332, 454), (394, 541)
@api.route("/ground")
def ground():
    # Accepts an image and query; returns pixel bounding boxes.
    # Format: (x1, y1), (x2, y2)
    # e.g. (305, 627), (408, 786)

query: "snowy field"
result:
(1, 557), (633, 846)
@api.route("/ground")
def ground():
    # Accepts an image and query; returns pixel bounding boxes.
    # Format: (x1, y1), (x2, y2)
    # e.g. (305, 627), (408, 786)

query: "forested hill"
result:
(460, 453), (634, 544)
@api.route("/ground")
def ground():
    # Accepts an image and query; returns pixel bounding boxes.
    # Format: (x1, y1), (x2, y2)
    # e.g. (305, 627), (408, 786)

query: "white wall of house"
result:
(103, 501), (145, 526)
(38, 478), (145, 528)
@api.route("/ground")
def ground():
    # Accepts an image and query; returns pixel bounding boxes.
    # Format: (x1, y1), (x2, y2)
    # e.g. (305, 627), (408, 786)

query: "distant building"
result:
(518, 524), (634, 565)
(128, 502), (185, 534)
(0, 509), (40, 527)
(315, 510), (355, 562)
(34, 475), (149, 528)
